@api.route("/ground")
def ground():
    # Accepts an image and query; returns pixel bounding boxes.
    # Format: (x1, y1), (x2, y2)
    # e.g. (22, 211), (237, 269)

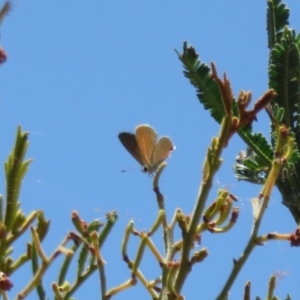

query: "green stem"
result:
(216, 238), (256, 300)
(216, 157), (280, 299)
(174, 116), (231, 293)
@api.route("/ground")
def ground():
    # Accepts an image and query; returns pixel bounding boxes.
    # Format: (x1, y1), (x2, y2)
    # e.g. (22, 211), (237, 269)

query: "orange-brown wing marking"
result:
(118, 132), (143, 166)
(152, 137), (174, 168)
(135, 125), (157, 169)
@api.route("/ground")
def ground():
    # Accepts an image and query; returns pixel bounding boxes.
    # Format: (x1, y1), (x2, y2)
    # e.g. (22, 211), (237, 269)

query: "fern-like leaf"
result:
(267, 0), (290, 49)
(177, 41), (224, 123)
(177, 42), (274, 168)
(233, 148), (269, 184)
(269, 28), (300, 145)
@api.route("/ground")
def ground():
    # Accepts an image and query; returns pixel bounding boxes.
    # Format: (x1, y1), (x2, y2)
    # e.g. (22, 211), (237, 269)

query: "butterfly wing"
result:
(152, 137), (174, 169)
(135, 125), (157, 171)
(118, 132), (144, 166)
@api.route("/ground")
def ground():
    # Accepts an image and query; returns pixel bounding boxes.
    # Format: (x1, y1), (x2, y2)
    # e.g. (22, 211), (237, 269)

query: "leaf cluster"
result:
(177, 0), (300, 224)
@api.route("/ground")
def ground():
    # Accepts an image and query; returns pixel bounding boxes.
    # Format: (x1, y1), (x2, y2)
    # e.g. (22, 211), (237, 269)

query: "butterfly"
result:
(118, 124), (175, 173)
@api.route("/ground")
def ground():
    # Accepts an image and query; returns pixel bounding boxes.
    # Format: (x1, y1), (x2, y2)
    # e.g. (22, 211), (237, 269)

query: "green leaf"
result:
(269, 29), (300, 145)
(177, 41), (224, 123)
(233, 148), (268, 184)
(267, 0), (290, 49)
(177, 42), (274, 169)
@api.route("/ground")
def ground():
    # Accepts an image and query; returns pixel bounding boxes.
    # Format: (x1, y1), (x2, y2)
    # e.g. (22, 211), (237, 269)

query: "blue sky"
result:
(1, 0), (300, 299)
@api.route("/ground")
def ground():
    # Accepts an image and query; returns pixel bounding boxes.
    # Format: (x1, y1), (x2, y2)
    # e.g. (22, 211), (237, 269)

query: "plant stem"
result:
(216, 151), (281, 298)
